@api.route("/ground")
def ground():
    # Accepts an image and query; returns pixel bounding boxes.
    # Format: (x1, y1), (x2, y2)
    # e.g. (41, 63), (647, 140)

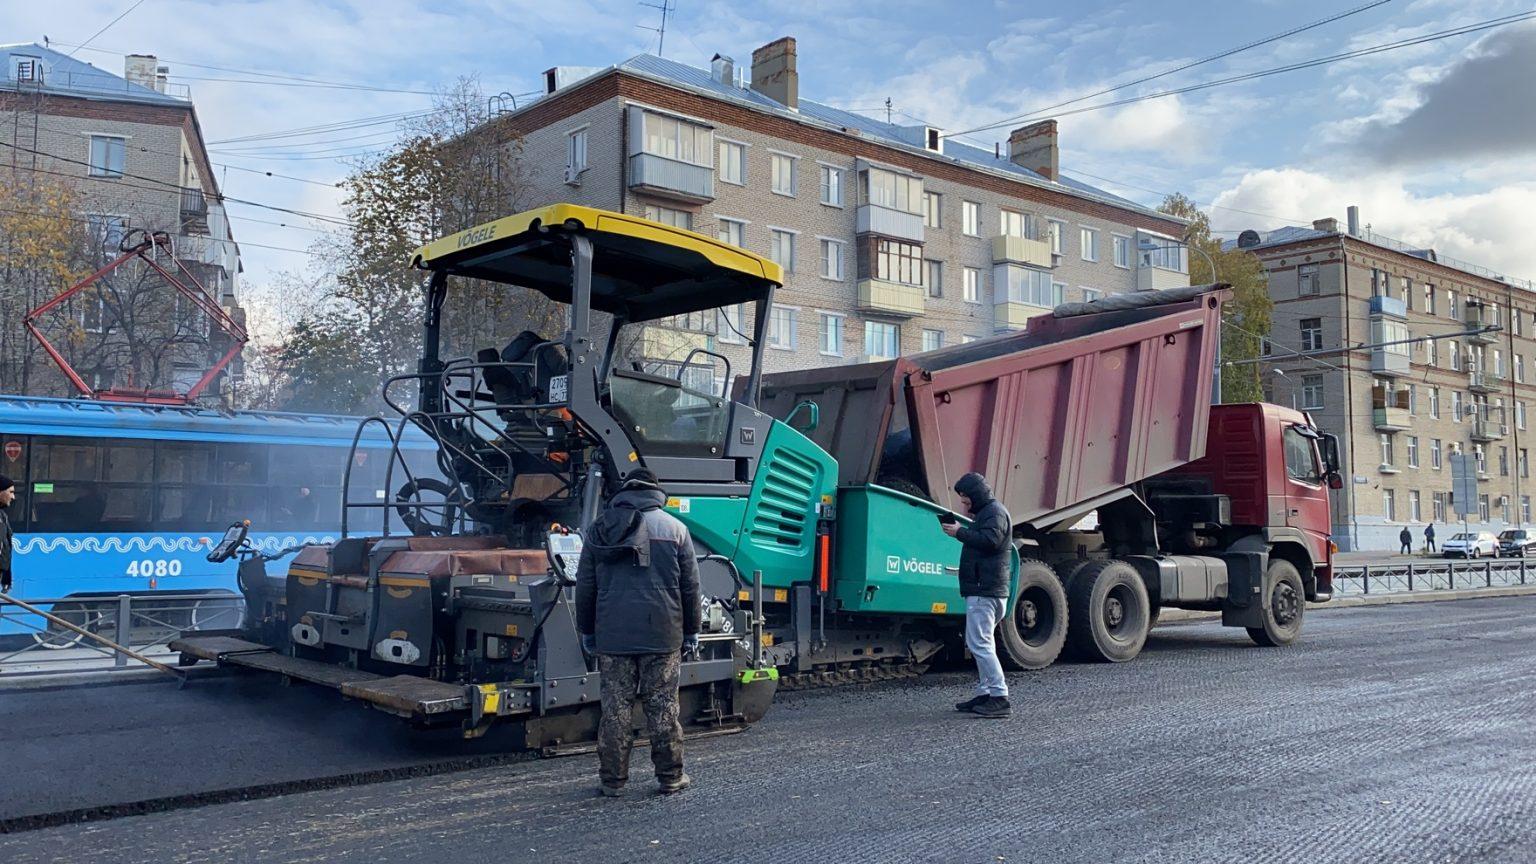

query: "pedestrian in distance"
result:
(941, 472), (1013, 719)
(1425, 523), (1437, 554)
(0, 475), (14, 595)
(574, 467), (700, 798)
(1399, 526), (1413, 555)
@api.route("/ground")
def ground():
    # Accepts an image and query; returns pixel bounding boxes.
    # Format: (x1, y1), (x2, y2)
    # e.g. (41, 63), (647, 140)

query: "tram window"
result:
(102, 442), (153, 482)
(32, 438), (98, 481)
(158, 442), (213, 483)
(216, 485), (269, 525)
(217, 444), (268, 484)
(30, 483), (151, 532)
(157, 485), (217, 532)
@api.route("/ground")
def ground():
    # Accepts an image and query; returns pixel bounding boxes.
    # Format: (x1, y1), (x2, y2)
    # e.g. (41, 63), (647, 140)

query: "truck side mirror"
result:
(1327, 472), (1344, 491)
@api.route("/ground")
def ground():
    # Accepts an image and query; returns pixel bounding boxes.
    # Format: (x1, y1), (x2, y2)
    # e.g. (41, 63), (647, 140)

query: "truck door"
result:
(1280, 425), (1330, 539)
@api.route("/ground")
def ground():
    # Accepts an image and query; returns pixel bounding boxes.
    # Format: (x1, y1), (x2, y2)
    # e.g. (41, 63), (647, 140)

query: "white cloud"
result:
(1212, 168), (1536, 283)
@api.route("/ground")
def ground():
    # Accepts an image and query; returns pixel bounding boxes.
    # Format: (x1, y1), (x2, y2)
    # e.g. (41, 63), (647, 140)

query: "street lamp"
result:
(1139, 237), (1220, 401)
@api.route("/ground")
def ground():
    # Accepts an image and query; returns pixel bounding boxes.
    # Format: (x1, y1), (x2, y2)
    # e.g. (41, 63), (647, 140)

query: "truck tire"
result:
(1247, 559), (1304, 647)
(997, 559), (1068, 670)
(1052, 558), (1094, 591)
(1065, 560), (1150, 663)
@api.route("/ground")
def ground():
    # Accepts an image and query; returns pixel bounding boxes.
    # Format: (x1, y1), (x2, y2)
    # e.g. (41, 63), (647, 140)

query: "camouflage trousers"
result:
(596, 652), (684, 788)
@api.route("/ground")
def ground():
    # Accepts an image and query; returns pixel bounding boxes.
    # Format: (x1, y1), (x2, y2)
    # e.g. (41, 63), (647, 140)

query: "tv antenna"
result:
(638, 0), (675, 56)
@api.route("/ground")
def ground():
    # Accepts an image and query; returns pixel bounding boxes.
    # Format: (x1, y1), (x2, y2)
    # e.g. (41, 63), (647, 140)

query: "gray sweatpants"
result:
(965, 595), (1009, 698)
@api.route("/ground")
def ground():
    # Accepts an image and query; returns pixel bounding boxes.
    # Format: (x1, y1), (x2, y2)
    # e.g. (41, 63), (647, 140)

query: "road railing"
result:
(0, 592), (243, 680)
(1333, 557), (1533, 596)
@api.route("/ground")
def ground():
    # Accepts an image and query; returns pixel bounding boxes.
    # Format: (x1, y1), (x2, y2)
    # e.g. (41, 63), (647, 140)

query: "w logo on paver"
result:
(886, 555), (901, 574)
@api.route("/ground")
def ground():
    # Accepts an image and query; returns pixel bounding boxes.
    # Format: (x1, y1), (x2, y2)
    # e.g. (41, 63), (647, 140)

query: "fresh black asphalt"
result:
(4, 596), (1535, 863)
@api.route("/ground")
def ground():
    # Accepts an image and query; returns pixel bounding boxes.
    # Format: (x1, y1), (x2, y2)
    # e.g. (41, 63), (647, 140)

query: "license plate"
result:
(548, 374), (568, 402)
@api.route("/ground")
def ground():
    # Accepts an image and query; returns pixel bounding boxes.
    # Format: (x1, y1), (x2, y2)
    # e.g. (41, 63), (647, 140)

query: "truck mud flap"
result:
(1219, 551), (1267, 629)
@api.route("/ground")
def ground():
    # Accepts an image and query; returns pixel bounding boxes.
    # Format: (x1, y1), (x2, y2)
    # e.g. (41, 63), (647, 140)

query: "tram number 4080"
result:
(126, 559), (184, 578)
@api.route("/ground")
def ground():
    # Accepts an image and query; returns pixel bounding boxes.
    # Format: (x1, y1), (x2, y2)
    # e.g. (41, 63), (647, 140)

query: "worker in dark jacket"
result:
(941, 472), (1012, 719)
(575, 468), (701, 797)
(1399, 526), (1413, 555)
(0, 475), (14, 594)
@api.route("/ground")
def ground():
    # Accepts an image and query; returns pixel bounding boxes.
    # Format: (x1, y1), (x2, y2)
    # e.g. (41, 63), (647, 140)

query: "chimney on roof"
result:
(1008, 119), (1058, 182)
(711, 53), (735, 86)
(124, 54), (157, 90)
(1313, 217), (1341, 234)
(750, 37), (798, 110)
(1347, 205), (1360, 237)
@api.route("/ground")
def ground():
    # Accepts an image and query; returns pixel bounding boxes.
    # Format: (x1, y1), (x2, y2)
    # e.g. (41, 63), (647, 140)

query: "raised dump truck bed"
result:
(758, 285), (1225, 527)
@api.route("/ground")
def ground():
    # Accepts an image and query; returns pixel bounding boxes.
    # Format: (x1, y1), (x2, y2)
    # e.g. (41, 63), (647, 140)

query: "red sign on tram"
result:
(3, 440), (20, 462)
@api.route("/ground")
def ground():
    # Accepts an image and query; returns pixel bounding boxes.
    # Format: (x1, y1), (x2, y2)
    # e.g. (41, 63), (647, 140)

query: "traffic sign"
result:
(1449, 452), (1477, 518)
(3, 440), (20, 462)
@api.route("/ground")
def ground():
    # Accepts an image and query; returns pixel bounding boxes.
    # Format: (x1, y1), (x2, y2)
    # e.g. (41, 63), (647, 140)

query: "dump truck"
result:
(172, 204), (1337, 748)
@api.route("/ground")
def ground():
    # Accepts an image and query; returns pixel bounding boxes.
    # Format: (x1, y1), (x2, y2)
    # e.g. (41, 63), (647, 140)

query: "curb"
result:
(1155, 584), (1536, 626)
(0, 663), (227, 693)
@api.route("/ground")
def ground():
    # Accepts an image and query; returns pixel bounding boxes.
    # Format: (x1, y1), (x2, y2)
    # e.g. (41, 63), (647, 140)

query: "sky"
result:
(9, 0), (1536, 326)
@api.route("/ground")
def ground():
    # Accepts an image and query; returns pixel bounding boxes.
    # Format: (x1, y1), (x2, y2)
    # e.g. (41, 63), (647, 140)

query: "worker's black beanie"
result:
(0, 475), (13, 492)
(623, 468), (662, 491)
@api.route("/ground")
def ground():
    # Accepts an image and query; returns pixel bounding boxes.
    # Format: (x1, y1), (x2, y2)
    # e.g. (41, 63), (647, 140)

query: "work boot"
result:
(971, 696), (1012, 719)
(955, 694), (988, 712)
(597, 784), (624, 798)
(657, 773), (693, 794)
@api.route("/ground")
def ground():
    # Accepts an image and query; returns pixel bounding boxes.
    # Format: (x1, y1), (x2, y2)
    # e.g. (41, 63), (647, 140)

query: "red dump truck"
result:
(754, 284), (1338, 674)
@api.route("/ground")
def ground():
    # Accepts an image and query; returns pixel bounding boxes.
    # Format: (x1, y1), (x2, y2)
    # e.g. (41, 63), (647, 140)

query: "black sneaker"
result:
(598, 784), (624, 798)
(658, 773), (692, 794)
(955, 695), (988, 712)
(971, 696), (1011, 718)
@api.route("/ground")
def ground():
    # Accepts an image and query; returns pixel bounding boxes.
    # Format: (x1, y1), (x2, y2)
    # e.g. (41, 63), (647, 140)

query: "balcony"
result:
(991, 234), (1053, 269)
(179, 186), (208, 233)
(1468, 368), (1505, 392)
(1465, 304), (1499, 343)
(1472, 419), (1506, 442)
(1368, 294), (1407, 319)
(1370, 347), (1411, 377)
(856, 278), (925, 317)
(1372, 387), (1411, 431)
(856, 204), (924, 244)
(994, 299), (1053, 332)
(627, 153), (714, 204)
(1136, 262), (1190, 292)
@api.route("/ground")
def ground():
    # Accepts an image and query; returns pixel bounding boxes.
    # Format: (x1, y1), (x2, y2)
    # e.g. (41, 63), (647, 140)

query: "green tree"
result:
(1158, 193), (1272, 404)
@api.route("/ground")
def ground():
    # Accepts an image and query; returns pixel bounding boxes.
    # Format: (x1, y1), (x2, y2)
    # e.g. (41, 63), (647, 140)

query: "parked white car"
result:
(1442, 531), (1500, 559)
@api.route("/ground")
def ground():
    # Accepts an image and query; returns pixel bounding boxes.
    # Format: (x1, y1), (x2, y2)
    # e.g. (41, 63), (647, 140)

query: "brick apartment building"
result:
(0, 42), (243, 398)
(467, 37), (1191, 387)
(1234, 208), (1536, 550)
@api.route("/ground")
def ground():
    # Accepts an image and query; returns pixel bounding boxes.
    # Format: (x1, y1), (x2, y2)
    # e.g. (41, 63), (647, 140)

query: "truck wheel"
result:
(1247, 559), (1304, 647)
(1065, 560), (1150, 663)
(1053, 558), (1094, 591)
(997, 559), (1068, 670)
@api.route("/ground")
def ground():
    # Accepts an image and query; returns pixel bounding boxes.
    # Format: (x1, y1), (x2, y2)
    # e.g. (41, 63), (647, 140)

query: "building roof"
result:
(567, 53), (1176, 225)
(1, 42), (186, 106)
(1224, 224), (1536, 293)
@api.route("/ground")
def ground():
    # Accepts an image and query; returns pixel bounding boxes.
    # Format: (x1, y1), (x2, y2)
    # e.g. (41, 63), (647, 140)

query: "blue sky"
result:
(10, 0), (1536, 327)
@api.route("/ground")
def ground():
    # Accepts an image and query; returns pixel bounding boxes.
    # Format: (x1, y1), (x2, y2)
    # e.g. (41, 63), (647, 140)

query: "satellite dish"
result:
(1237, 230), (1262, 248)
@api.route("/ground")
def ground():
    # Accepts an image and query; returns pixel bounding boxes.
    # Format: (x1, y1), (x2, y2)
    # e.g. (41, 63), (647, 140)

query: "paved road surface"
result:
(5, 597), (1536, 863)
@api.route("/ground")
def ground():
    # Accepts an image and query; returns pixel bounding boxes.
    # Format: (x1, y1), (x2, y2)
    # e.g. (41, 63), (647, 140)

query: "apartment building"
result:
(472, 37), (1190, 385)
(0, 43), (243, 398)
(1235, 207), (1536, 550)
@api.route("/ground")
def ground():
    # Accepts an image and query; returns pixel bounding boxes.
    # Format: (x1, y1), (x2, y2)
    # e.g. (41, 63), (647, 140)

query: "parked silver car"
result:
(1443, 531), (1500, 558)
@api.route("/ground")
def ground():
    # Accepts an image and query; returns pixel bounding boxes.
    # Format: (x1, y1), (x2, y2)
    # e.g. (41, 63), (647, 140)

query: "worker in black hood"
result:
(575, 468), (700, 797)
(941, 471), (1013, 718)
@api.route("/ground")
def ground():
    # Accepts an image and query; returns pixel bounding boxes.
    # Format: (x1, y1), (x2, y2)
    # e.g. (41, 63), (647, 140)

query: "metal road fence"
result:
(0, 593), (242, 680)
(1333, 558), (1536, 596)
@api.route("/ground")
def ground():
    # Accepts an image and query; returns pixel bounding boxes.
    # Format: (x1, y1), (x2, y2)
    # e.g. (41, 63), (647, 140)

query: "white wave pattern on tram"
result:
(13, 534), (337, 555)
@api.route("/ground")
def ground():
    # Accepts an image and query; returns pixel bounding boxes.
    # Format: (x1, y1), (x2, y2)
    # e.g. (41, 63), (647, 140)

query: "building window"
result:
(1407, 384), (1417, 415)
(921, 329), (944, 352)
(770, 229), (796, 272)
(1519, 311), (1526, 337)
(997, 266), (1057, 307)
(962, 201), (980, 236)
(1429, 387), (1440, 418)
(999, 209), (1035, 238)
(717, 217), (745, 249)
(819, 312), (843, 356)
(1449, 340), (1460, 371)
(718, 140), (747, 185)
(1112, 235), (1130, 269)
(1448, 289), (1460, 320)
(963, 266), (982, 303)
(1380, 433), (1394, 468)
(863, 168), (921, 214)
(641, 111), (711, 165)
(1048, 219), (1065, 255)
(864, 321), (900, 359)
(89, 135), (126, 178)
(718, 304), (746, 344)
(1141, 241), (1186, 273)
(1476, 445), (1487, 475)
(1453, 391), (1464, 423)
(923, 191), (942, 228)
(819, 164), (843, 206)
(876, 239), (923, 286)
(819, 238), (844, 281)
(768, 305), (797, 350)
(1479, 494), (1491, 522)
(1518, 355), (1525, 384)
(1524, 496), (1532, 523)
(1433, 492), (1447, 522)
(1519, 401), (1527, 430)
(1300, 375), (1323, 410)
(1400, 276), (1413, 310)
(1406, 436), (1419, 468)
(1410, 490), (1422, 522)
(1082, 287), (1102, 302)
(1299, 318), (1322, 352)
(770, 153), (798, 197)
(1523, 450), (1531, 479)
(1383, 488), (1396, 521)
(566, 128), (588, 175)
(925, 259), (943, 298)
(1424, 282), (1436, 315)
(1298, 264), (1319, 296)
(1501, 446), (1511, 477)
(644, 205), (692, 230)
(1080, 227), (1099, 262)
(1431, 438), (1442, 470)
(86, 213), (127, 261)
